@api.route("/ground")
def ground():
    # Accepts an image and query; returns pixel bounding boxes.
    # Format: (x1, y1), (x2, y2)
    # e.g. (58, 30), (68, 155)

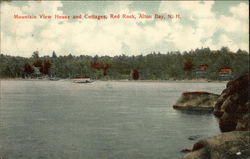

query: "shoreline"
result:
(0, 78), (229, 83)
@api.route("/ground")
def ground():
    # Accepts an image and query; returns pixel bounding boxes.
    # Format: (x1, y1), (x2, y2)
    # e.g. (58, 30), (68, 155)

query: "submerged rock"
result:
(183, 131), (250, 159)
(173, 91), (220, 112)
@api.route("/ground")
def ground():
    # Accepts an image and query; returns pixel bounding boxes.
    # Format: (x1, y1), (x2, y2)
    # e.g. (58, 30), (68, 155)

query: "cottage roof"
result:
(197, 65), (208, 70)
(219, 68), (232, 73)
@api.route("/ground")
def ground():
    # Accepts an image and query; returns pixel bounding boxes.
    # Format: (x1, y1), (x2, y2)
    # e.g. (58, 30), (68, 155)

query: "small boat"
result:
(72, 78), (93, 83)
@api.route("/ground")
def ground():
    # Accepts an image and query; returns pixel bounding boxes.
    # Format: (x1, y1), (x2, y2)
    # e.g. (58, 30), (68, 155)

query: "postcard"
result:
(0, 1), (249, 159)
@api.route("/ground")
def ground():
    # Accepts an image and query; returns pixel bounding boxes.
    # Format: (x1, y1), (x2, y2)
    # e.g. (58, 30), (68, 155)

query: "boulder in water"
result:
(183, 131), (250, 159)
(214, 72), (249, 132)
(173, 91), (220, 112)
(183, 73), (249, 159)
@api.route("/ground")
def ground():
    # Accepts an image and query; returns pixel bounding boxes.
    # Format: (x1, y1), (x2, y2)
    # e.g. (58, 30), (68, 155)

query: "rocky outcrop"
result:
(213, 72), (249, 132)
(173, 91), (220, 112)
(183, 73), (249, 159)
(183, 131), (250, 159)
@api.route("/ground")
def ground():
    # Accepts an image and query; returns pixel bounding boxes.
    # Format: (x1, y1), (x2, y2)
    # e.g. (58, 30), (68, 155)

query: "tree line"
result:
(0, 47), (248, 80)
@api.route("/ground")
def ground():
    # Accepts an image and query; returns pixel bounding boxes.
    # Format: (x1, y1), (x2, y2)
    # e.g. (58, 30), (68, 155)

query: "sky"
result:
(0, 1), (249, 57)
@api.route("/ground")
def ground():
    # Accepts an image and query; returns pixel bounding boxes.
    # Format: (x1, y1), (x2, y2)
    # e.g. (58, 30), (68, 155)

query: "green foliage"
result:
(0, 47), (249, 80)
(32, 51), (39, 59)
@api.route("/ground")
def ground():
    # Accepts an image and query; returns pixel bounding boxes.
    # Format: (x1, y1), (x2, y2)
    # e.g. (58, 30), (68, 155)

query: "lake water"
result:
(0, 80), (226, 159)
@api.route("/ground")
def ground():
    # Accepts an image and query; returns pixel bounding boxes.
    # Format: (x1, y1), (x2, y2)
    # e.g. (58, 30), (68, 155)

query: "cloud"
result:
(158, 1), (249, 52)
(158, 1), (216, 51)
(230, 3), (248, 19)
(0, 1), (249, 57)
(22, 1), (63, 15)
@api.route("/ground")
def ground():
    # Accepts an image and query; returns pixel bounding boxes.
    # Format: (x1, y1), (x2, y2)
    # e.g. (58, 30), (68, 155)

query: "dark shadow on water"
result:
(188, 135), (203, 141)
(174, 109), (214, 115)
